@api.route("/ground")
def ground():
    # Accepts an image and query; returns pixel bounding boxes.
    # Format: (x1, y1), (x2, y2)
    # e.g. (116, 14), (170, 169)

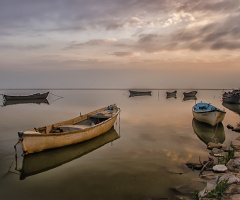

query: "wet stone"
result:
(227, 158), (240, 172)
(207, 142), (222, 150)
(213, 165), (228, 172)
(218, 173), (240, 184)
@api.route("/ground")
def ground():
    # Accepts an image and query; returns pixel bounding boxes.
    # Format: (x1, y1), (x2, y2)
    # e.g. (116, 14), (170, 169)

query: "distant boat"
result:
(183, 91), (197, 97)
(166, 90), (177, 99)
(18, 127), (120, 180)
(183, 96), (197, 101)
(17, 104), (120, 154)
(222, 90), (240, 104)
(129, 90), (152, 97)
(3, 99), (49, 107)
(192, 119), (225, 145)
(192, 102), (226, 126)
(3, 92), (49, 101)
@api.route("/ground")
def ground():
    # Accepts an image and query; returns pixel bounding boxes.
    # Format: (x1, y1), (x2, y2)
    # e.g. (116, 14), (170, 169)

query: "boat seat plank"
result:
(57, 125), (91, 132)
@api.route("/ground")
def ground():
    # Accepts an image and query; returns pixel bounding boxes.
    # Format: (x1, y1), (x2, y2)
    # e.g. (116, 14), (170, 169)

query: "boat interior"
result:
(27, 106), (118, 134)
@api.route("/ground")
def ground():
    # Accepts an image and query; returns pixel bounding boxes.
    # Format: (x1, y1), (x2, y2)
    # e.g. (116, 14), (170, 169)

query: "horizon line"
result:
(0, 88), (236, 91)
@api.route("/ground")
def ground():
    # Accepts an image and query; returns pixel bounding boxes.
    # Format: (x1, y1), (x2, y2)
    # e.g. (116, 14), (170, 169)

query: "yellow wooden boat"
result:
(17, 104), (120, 154)
(19, 127), (120, 179)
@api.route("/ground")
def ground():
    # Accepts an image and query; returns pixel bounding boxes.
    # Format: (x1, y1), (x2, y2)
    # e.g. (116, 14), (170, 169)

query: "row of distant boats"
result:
(130, 89), (240, 104)
(129, 89), (197, 98)
(1, 89), (238, 156)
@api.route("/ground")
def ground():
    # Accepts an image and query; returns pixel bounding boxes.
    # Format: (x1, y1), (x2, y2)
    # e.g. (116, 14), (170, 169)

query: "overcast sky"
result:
(0, 0), (240, 89)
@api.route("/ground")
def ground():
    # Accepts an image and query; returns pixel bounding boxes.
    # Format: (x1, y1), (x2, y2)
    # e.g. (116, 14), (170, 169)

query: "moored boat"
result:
(18, 127), (120, 180)
(222, 92), (240, 104)
(192, 102), (226, 126)
(183, 91), (197, 97)
(129, 90), (152, 97)
(17, 104), (120, 154)
(3, 92), (49, 101)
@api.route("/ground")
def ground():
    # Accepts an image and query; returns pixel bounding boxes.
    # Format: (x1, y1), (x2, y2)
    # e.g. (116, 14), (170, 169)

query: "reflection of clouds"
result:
(162, 148), (193, 163)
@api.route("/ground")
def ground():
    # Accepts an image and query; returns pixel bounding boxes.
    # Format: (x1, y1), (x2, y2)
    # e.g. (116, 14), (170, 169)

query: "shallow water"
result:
(0, 89), (239, 200)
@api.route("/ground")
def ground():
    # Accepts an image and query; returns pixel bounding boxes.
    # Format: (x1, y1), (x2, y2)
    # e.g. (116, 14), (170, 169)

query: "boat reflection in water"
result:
(192, 118), (225, 145)
(166, 91), (177, 99)
(3, 99), (49, 107)
(183, 96), (197, 101)
(18, 127), (120, 180)
(222, 102), (240, 115)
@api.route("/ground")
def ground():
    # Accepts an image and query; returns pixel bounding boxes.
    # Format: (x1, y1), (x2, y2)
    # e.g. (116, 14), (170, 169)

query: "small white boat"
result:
(192, 102), (226, 126)
(17, 104), (120, 154)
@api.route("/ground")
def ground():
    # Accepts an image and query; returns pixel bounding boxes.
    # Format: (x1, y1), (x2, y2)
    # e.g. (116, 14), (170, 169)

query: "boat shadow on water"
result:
(192, 118), (225, 145)
(14, 127), (120, 180)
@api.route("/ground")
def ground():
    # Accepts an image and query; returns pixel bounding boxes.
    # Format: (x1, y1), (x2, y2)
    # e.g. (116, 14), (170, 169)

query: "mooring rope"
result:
(49, 92), (64, 98)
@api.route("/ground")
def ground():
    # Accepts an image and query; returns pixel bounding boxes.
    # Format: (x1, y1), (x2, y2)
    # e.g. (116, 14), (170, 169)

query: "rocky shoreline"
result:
(174, 140), (240, 199)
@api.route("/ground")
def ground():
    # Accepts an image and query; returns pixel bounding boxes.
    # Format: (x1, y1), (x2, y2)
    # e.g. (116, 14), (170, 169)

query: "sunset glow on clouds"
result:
(0, 0), (239, 88)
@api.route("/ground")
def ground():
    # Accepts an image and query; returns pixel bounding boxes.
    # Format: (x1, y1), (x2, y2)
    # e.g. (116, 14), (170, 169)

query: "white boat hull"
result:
(192, 110), (226, 126)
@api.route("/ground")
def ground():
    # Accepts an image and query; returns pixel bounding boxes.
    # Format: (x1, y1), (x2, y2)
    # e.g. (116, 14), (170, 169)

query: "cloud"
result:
(67, 38), (117, 49)
(111, 52), (140, 57)
(0, 43), (47, 50)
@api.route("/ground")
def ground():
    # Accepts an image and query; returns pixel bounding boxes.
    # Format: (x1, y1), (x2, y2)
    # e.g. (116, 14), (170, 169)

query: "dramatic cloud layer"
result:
(0, 0), (239, 88)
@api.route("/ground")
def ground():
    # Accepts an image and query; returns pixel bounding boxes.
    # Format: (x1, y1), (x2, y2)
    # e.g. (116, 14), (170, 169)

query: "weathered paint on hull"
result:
(21, 110), (119, 154)
(192, 110), (226, 126)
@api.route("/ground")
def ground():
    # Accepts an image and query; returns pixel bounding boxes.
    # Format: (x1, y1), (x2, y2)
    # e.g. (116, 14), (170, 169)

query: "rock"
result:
(207, 142), (222, 150)
(222, 145), (230, 151)
(233, 145), (240, 151)
(198, 176), (218, 197)
(200, 173), (217, 180)
(227, 124), (234, 129)
(234, 152), (240, 158)
(231, 194), (240, 200)
(186, 162), (202, 170)
(233, 127), (240, 132)
(227, 158), (240, 172)
(235, 136), (240, 141)
(218, 173), (240, 184)
(225, 184), (240, 194)
(173, 181), (206, 195)
(213, 165), (228, 172)
(210, 148), (227, 157)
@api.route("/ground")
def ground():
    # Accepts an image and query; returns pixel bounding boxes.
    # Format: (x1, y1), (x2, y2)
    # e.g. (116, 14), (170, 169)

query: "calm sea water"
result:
(0, 89), (239, 200)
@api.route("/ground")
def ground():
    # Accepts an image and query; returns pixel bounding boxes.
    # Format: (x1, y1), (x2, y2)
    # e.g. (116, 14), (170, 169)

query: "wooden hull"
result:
(192, 109), (226, 126)
(4, 92), (49, 100)
(129, 90), (152, 95)
(19, 105), (120, 154)
(19, 127), (119, 179)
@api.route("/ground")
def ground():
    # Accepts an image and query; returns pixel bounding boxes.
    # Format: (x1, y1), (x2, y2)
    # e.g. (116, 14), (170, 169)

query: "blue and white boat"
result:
(192, 102), (226, 126)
